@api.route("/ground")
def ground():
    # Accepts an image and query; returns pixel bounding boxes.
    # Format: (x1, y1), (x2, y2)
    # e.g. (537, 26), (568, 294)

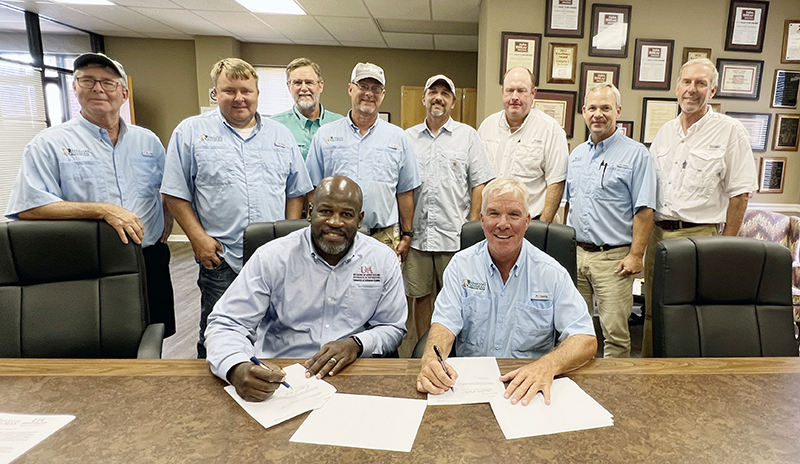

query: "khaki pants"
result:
(365, 224), (399, 250)
(642, 224), (719, 357)
(577, 246), (634, 358)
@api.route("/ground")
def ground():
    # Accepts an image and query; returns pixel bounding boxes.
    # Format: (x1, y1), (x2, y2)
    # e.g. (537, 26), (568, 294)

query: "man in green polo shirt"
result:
(271, 57), (343, 159)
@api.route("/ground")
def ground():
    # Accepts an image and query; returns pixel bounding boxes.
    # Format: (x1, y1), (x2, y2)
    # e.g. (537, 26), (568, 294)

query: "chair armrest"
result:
(137, 323), (165, 359)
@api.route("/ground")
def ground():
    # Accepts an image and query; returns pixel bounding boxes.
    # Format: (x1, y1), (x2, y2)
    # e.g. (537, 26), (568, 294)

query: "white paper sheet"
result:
(224, 363), (336, 430)
(290, 393), (427, 452)
(490, 378), (613, 440)
(427, 357), (505, 406)
(0, 413), (75, 464)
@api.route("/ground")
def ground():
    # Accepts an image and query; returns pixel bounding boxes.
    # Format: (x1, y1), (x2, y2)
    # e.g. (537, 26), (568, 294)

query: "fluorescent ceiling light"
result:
(235, 0), (306, 15)
(53, 0), (115, 5)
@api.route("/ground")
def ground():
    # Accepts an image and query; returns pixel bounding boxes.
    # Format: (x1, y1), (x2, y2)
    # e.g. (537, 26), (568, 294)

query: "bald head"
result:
(314, 176), (363, 210)
(309, 176), (364, 265)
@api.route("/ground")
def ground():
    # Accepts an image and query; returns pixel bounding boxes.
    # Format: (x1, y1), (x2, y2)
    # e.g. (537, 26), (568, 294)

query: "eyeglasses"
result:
(353, 82), (384, 94)
(75, 77), (122, 92)
(290, 79), (319, 87)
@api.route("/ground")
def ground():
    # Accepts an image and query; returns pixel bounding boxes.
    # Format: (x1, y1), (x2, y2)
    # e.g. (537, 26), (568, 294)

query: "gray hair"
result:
(584, 82), (621, 108)
(678, 58), (718, 88)
(481, 177), (529, 213)
(285, 57), (323, 82)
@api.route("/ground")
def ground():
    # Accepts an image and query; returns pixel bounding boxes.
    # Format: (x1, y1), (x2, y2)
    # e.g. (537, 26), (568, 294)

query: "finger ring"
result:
(329, 357), (337, 364)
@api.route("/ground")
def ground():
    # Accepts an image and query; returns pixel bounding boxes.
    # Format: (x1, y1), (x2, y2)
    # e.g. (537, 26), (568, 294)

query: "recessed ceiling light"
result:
(52, 0), (115, 5)
(235, 0), (306, 15)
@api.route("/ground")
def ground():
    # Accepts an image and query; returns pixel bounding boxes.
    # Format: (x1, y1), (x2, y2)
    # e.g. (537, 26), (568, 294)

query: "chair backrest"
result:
(460, 220), (577, 284)
(243, 219), (309, 264)
(0, 220), (149, 358)
(652, 236), (798, 357)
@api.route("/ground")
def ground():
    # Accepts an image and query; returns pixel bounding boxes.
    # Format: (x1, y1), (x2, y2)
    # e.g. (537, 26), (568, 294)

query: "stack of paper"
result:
(224, 363), (336, 429)
(490, 377), (614, 439)
(426, 357), (505, 406)
(0, 412), (75, 464)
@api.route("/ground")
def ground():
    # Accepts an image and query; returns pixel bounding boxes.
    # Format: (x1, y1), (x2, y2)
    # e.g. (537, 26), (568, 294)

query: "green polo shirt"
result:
(270, 105), (344, 159)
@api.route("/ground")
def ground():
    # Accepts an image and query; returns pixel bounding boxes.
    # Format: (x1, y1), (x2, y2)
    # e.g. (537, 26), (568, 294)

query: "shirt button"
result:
(325, 324), (330, 329)
(501, 292), (506, 297)
(327, 297), (332, 302)
(495, 344), (501, 349)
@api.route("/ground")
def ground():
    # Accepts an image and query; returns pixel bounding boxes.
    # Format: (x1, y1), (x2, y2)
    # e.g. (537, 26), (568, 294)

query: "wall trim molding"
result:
(747, 203), (800, 214)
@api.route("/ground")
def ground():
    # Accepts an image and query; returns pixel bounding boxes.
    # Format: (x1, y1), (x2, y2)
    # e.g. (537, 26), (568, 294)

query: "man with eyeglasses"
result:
(161, 58), (313, 358)
(477, 67), (569, 222)
(271, 58), (343, 160)
(306, 62), (420, 261)
(5, 52), (176, 337)
(564, 83), (656, 358)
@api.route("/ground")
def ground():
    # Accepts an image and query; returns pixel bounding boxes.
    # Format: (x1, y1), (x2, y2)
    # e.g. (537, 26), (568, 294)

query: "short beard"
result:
(313, 236), (352, 256)
(295, 96), (317, 112)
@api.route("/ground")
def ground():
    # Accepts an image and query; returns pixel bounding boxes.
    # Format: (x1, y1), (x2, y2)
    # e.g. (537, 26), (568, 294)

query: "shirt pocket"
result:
(59, 159), (108, 201)
(511, 142), (544, 180)
(345, 281), (383, 324)
(684, 148), (725, 197)
(510, 299), (554, 356)
(261, 147), (291, 186)
(458, 295), (491, 349)
(440, 150), (468, 185)
(130, 155), (161, 198)
(195, 147), (233, 186)
(596, 164), (632, 201)
(371, 147), (400, 183)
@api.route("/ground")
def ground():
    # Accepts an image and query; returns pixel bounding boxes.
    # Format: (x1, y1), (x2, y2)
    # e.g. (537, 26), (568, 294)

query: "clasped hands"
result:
(229, 338), (360, 402)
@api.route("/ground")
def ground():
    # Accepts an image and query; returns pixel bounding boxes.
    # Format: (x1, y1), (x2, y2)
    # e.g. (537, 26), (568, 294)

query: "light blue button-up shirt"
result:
(306, 114), (421, 229)
(161, 109), (313, 273)
(205, 227), (408, 382)
(270, 104), (344, 159)
(6, 114), (165, 247)
(566, 129), (657, 246)
(406, 117), (495, 252)
(432, 239), (594, 358)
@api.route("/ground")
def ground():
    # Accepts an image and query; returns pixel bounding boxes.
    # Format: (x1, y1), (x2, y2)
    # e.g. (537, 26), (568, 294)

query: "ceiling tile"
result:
(382, 32), (433, 50)
(63, 5), (185, 34)
(111, 0), (183, 7)
(237, 35), (294, 44)
(431, 0), (480, 23)
(168, 0), (248, 12)
(364, 0), (430, 21)
(434, 34), (477, 51)
(316, 16), (383, 43)
(130, 7), (231, 36)
(338, 41), (387, 48)
(295, 0), (370, 17)
(192, 10), (286, 40)
(252, 14), (335, 42)
(34, 3), (132, 34)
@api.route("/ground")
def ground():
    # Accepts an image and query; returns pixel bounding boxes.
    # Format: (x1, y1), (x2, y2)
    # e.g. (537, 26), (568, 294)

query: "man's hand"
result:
(615, 252), (644, 276)
(304, 338), (360, 378)
(416, 358), (458, 394)
(228, 360), (286, 402)
(499, 360), (559, 405)
(396, 235), (412, 263)
(192, 232), (223, 269)
(102, 204), (144, 245)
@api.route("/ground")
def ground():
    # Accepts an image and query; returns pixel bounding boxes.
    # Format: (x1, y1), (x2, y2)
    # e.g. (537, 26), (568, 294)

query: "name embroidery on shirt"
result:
(141, 150), (154, 157)
(462, 279), (486, 291)
(61, 148), (92, 158)
(274, 142), (286, 148)
(200, 134), (223, 142)
(327, 136), (344, 142)
(388, 144), (399, 150)
(353, 266), (380, 282)
(532, 293), (551, 300)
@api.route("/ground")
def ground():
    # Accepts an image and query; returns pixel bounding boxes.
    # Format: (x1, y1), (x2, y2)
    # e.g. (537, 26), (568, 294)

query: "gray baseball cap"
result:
(73, 53), (127, 80)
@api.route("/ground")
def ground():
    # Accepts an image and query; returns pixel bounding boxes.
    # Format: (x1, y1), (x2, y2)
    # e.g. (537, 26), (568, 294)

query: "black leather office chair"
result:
(412, 219), (578, 358)
(0, 220), (164, 358)
(652, 236), (798, 357)
(243, 219), (309, 264)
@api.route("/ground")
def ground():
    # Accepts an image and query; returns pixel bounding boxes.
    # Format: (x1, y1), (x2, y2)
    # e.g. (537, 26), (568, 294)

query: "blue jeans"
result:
(196, 260), (238, 359)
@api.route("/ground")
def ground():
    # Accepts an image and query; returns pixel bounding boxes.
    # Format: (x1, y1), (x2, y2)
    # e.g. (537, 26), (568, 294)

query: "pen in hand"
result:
(250, 357), (291, 389)
(433, 345), (455, 392)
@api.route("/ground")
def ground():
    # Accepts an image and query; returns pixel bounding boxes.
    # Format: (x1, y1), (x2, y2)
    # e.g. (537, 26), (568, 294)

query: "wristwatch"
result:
(400, 230), (414, 238)
(350, 336), (364, 356)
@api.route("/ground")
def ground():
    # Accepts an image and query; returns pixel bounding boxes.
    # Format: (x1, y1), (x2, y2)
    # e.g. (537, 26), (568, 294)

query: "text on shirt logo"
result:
(61, 148), (92, 158)
(200, 134), (223, 142)
(274, 142), (286, 148)
(532, 293), (551, 300)
(353, 266), (380, 282)
(327, 136), (344, 142)
(462, 279), (486, 291)
(141, 150), (154, 157)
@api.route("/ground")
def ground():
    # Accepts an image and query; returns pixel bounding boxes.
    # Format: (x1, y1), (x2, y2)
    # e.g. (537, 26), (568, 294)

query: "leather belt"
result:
(655, 220), (711, 231)
(369, 225), (394, 235)
(577, 242), (629, 252)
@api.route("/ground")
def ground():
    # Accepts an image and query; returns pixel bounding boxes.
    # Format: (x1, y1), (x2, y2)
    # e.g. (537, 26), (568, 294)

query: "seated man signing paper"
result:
(416, 177), (596, 405)
(206, 176), (407, 401)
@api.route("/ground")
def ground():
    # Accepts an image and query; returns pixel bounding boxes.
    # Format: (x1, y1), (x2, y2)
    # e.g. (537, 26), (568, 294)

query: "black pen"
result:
(433, 345), (455, 392)
(250, 357), (291, 389)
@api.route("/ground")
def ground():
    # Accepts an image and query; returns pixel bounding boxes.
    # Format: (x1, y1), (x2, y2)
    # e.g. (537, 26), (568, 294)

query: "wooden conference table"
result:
(1, 357), (799, 463)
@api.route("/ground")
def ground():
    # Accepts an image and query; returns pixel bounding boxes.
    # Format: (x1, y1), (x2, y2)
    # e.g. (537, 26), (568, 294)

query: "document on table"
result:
(224, 363), (336, 430)
(490, 377), (613, 440)
(427, 357), (505, 405)
(290, 393), (427, 452)
(0, 412), (75, 464)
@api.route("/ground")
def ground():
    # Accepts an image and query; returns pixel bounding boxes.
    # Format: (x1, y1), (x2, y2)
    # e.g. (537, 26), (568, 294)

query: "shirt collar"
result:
(587, 128), (622, 157)
(481, 240), (524, 279)
(500, 110), (532, 132)
(346, 110), (379, 137)
(76, 112), (126, 141)
(678, 107), (713, 137)
(422, 116), (455, 138)
(292, 104), (327, 126)
(216, 107), (262, 138)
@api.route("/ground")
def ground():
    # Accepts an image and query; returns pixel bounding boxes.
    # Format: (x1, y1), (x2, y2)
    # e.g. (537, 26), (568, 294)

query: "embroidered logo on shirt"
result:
(327, 136), (344, 142)
(353, 266), (380, 282)
(61, 148), (92, 158)
(141, 150), (154, 157)
(532, 293), (551, 300)
(200, 134), (223, 142)
(709, 144), (722, 149)
(274, 142), (286, 148)
(388, 144), (399, 150)
(462, 279), (486, 291)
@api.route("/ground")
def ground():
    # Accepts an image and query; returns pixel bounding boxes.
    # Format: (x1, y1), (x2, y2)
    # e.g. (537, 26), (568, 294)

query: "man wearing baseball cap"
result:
(306, 62), (420, 261)
(5, 52), (176, 337)
(403, 74), (494, 344)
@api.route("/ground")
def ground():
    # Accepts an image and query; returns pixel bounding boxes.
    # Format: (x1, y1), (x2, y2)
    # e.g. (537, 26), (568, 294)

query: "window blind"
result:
(254, 66), (293, 117)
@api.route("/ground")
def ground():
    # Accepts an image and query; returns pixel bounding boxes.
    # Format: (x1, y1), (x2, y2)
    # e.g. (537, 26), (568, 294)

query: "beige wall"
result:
(105, 37), (198, 146)
(241, 43), (478, 120)
(478, 0), (800, 207)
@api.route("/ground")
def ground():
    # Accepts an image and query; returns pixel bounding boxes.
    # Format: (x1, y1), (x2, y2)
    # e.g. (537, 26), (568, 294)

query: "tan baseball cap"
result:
(424, 74), (456, 94)
(351, 62), (385, 85)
